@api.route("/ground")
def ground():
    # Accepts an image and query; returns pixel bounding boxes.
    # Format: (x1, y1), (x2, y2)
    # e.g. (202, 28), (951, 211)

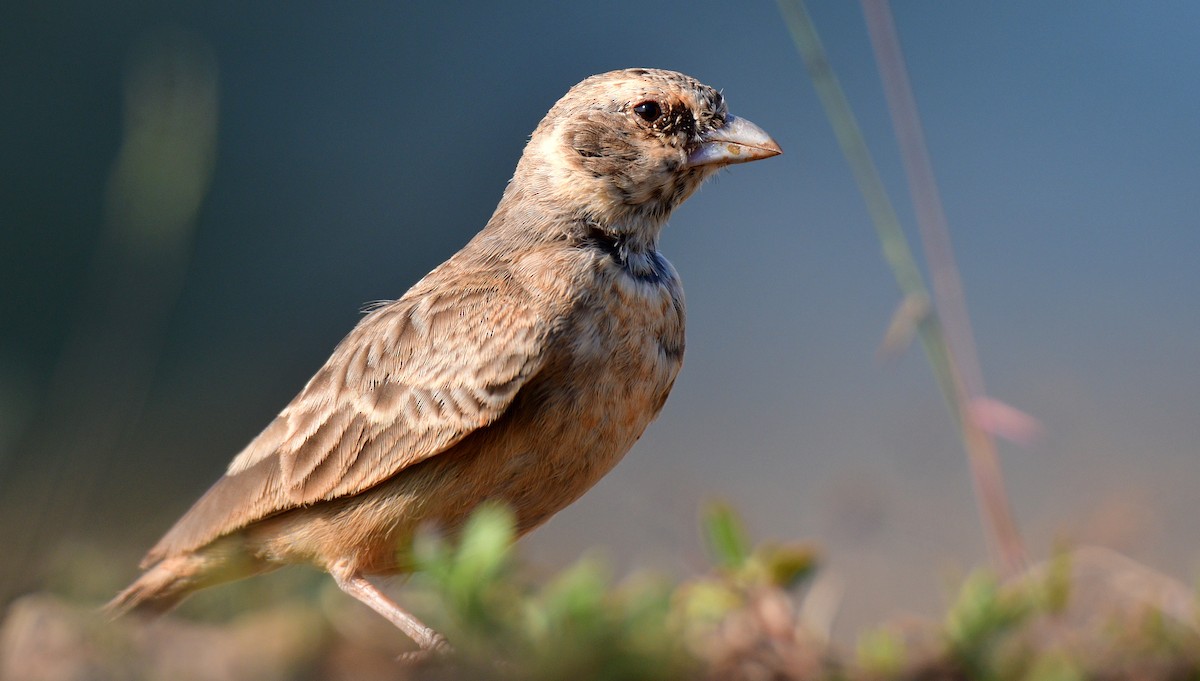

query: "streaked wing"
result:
(145, 272), (548, 564)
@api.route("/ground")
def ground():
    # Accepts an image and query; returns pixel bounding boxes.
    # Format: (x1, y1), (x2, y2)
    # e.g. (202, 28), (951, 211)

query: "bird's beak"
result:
(685, 114), (782, 169)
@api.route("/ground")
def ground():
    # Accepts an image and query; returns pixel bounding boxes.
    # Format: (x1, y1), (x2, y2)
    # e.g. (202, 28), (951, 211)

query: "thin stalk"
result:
(776, 0), (1026, 574)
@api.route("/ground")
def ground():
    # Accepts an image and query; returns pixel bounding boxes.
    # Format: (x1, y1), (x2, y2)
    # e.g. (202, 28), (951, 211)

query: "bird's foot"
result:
(397, 637), (453, 666)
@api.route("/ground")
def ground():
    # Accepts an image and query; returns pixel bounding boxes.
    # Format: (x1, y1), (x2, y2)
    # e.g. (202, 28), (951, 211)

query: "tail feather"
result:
(104, 555), (203, 618)
(105, 541), (271, 619)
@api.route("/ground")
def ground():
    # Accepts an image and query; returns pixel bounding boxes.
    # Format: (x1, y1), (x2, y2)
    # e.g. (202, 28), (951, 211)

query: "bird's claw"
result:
(397, 637), (454, 666)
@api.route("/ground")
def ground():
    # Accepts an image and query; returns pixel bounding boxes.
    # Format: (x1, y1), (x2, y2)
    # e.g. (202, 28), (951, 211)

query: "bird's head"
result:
(505, 68), (781, 248)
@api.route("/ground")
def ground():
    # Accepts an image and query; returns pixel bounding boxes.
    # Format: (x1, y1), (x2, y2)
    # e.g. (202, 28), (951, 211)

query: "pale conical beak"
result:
(685, 114), (783, 169)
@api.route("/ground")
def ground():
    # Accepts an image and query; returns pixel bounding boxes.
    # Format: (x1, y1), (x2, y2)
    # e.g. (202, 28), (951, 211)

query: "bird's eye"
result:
(633, 101), (663, 122)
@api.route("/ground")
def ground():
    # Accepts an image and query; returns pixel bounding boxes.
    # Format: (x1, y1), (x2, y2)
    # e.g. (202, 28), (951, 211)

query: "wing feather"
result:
(144, 273), (551, 564)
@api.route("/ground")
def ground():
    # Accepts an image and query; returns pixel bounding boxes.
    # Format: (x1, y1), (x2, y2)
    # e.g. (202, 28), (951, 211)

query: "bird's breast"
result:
(565, 254), (686, 425)
(486, 250), (686, 531)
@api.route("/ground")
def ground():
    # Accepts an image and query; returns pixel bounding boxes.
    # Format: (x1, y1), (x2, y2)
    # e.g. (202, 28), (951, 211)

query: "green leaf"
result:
(702, 502), (752, 570)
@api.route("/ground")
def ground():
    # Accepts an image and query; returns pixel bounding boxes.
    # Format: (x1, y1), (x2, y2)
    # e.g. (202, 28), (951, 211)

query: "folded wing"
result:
(143, 275), (549, 566)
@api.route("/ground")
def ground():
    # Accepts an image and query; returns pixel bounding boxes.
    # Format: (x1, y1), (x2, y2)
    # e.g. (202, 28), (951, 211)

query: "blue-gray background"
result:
(3, 2), (1198, 636)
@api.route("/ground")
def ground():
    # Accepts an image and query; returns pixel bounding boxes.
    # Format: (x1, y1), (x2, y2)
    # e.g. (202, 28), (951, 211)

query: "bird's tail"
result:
(104, 553), (207, 618)
(105, 542), (269, 619)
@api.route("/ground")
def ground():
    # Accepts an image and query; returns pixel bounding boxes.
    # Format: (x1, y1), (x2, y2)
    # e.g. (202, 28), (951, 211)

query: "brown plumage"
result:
(108, 68), (781, 651)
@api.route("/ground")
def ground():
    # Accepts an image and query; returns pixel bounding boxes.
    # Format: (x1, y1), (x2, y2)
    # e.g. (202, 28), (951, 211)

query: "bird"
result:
(107, 67), (781, 652)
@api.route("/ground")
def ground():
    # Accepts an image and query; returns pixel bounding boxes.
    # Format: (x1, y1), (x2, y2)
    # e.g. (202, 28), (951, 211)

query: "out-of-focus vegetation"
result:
(3, 504), (1197, 681)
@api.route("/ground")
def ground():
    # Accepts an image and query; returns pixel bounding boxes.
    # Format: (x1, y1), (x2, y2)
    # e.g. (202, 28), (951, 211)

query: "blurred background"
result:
(2, 1), (1198, 642)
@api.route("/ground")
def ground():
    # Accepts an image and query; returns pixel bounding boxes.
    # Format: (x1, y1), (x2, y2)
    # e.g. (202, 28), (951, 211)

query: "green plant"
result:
(409, 504), (696, 680)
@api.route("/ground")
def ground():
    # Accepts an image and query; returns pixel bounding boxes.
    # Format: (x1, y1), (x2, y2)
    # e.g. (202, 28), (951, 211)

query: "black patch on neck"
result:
(582, 223), (623, 261)
(580, 223), (664, 283)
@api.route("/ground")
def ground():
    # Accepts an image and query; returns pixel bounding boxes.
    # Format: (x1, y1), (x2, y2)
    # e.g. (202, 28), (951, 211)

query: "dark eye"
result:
(633, 101), (662, 122)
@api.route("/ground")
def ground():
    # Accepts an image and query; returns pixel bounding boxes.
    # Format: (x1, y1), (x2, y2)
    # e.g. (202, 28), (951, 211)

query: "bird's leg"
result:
(329, 564), (450, 654)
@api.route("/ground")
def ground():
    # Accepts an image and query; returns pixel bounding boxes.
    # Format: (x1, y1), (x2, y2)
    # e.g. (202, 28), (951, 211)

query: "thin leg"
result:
(329, 564), (449, 652)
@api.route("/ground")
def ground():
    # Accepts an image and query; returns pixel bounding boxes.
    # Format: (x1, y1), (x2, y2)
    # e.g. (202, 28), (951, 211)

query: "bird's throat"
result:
(582, 222), (665, 282)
